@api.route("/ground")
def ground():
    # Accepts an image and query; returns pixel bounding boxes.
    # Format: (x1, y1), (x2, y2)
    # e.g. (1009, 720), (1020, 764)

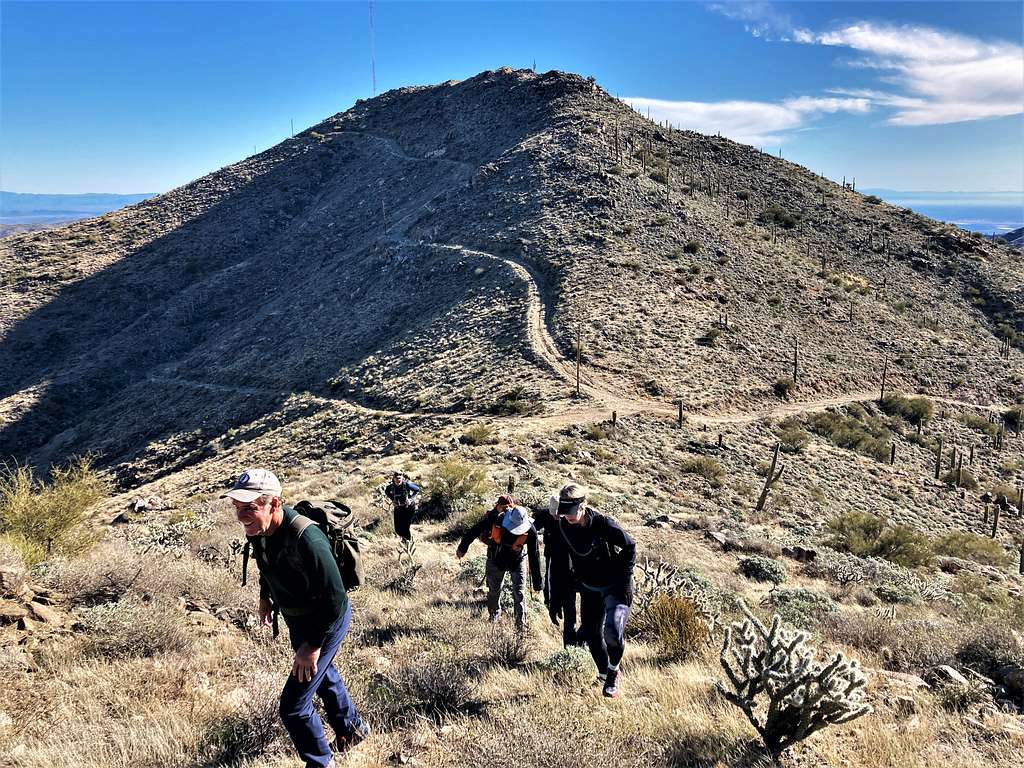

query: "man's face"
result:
(232, 496), (276, 536)
(560, 502), (586, 525)
(392, 476), (403, 486)
(496, 501), (511, 514)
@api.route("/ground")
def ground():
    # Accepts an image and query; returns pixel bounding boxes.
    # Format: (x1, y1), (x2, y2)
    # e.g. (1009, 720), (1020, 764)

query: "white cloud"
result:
(809, 22), (1024, 125)
(623, 95), (869, 147)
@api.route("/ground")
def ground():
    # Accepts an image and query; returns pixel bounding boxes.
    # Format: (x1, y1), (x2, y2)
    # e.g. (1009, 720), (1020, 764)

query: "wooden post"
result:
(890, 443), (896, 465)
(755, 443), (786, 512)
(879, 354), (889, 404)
(507, 475), (515, 493)
(935, 437), (943, 479)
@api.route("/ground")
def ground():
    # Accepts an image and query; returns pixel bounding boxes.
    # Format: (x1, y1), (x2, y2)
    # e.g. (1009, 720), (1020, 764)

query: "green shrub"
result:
(761, 205), (799, 229)
(933, 531), (1009, 567)
(0, 457), (108, 566)
(823, 613), (958, 673)
(696, 328), (722, 347)
(961, 412), (1000, 437)
(826, 512), (933, 568)
(770, 588), (839, 629)
(773, 378), (795, 400)
(864, 195), (882, 204)
(738, 556), (787, 585)
(736, 190), (751, 202)
(632, 592), (708, 660)
(880, 393), (934, 430)
(777, 418), (810, 453)
(490, 386), (545, 416)
(424, 459), (490, 519)
(873, 581), (917, 605)
(543, 646), (593, 686)
(807, 409), (891, 462)
(680, 457), (725, 488)
(1004, 406), (1024, 432)
(683, 240), (701, 254)
(460, 424), (497, 446)
(373, 651), (477, 724)
(955, 623), (1024, 677)
(585, 423), (610, 441)
(485, 625), (531, 667)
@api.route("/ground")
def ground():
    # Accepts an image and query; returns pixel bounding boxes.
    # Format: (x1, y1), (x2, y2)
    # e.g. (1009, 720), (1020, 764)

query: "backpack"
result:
(242, 499), (365, 592)
(484, 523), (528, 553)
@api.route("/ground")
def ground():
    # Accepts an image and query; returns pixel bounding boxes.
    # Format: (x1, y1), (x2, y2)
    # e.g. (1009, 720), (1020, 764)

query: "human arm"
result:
(456, 511), (492, 557)
(527, 528), (543, 592)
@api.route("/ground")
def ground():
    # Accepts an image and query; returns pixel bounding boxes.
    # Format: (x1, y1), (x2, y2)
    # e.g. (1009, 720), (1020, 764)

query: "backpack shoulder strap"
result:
(288, 513), (316, 540)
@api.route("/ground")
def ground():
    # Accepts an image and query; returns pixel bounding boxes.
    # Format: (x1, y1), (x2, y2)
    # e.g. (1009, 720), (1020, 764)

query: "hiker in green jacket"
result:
(225, 468), (368, 767)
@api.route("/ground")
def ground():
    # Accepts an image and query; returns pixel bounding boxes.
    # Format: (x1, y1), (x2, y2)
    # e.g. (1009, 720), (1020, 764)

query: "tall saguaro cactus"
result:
(755, 443), (786, 512)
(717, 601), (872, 760)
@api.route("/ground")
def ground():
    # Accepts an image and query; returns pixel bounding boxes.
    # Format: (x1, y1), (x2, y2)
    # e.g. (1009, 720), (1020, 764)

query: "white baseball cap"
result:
(502, 505), (532, 536)
(220, 468), (282, 503)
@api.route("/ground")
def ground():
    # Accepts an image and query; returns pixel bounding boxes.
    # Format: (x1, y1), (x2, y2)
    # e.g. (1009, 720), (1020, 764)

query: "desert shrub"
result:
(0, 457), (107, 565)
(490, 385), (544, 416)
(458, 553), (488, 584)
(933, 531), (1010, 567)
(941, 467), (978, 490)
(485, 625), (530, 667)
(198, 678), (285, 764)
(933, 678), (988, 712)
(424, 459), (489, 519)
(806, 409), (891, 462)
(880, 393), (934, 430)
(632, 592), (708, 659)
(680, 456), (725, 488)
(443, 506), (484, 542)
(542, 645), (593, 686)
(373, 651), (477, 724)
(872, 581), (917, 605)
(584, 423), (610, 441)
(961, 412), (1000, 437)
(773, 378), (795, 400)
(736, 190), (751, 202)
(696, 327), (722, 347)
(761, 204), (800, 229)
(955, 623), (1024, 677)
(769, 588), (839, 629)
(864, 194), (882, 204)
(825, 512), (933, 568)
(777, 418), (810, 453)
(738, 556), (787, 585)
(683, 240), (701, 254)
(77, 596), (193, 658)
(822, 613), (958, 673)
(460, 423), (497, 446)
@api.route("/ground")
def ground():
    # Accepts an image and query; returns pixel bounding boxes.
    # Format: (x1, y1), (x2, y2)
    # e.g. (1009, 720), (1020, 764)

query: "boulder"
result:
(27, 602), (61, 624)
(994, 664), (1024, 699)
(0, 564), (26, 598)
(926, 665), (970, 688)
(0, 600), (28, 625)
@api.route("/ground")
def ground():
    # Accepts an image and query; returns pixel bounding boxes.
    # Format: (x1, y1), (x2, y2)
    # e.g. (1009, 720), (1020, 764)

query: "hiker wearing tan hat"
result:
(223, 468), (369, 765)
(456, 493), (543, 631)
(549, 482), (636, 698)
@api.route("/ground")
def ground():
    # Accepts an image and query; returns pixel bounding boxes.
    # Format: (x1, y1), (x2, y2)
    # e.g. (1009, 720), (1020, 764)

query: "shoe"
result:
(596, 670), (608, 684)
(333, 719), (370, 756)
(603, 669), (621, 698)
(488, 610), (502, 623)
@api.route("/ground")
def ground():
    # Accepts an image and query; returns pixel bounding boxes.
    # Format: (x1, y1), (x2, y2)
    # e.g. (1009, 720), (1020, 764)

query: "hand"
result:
(258, 598), (273, 628)
(456, 549), (466, 559)
(548, 603), (562, 626)
(292, 643), (321, 683)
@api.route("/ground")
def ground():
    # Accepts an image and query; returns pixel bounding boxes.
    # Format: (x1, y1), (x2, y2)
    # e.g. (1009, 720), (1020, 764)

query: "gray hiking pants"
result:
(485, 553), (527, 630)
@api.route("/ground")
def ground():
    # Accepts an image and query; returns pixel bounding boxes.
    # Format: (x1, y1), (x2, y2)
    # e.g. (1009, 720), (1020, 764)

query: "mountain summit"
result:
(0, 67), (1020, 480)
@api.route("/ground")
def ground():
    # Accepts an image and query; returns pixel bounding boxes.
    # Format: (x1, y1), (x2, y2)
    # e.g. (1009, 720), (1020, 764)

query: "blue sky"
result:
(2, 1), (1021, 194)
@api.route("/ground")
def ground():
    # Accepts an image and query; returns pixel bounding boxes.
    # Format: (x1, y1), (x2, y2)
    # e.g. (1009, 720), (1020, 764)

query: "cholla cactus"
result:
(717, 601), (872, 759)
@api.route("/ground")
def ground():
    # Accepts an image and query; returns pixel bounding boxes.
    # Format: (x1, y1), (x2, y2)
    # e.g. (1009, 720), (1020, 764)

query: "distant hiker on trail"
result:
(384, 472), (420, 542)
(550, 483), (636, 699)
(225, 468), (369, 766)
(533, 499), (583, 648)
(456, 494), (542, 632)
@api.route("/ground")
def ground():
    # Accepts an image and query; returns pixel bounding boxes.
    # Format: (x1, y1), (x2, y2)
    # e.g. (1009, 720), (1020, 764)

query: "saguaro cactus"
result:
(755, 443), (786, 512)
(717, 601), (872, 759)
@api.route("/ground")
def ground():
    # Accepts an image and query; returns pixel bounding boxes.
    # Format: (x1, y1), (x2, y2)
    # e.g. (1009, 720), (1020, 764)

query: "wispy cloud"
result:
(708, 3), (1023, 126)
(811, 23), (1023, 125)
(623, 95), (869, 146)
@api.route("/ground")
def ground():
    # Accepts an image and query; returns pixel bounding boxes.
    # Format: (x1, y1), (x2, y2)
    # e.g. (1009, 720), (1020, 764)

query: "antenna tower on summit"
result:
(368, 0), (377, 96)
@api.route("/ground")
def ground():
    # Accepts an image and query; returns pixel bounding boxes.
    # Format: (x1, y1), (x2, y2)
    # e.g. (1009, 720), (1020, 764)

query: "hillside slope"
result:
(0, 67), (1021, 480)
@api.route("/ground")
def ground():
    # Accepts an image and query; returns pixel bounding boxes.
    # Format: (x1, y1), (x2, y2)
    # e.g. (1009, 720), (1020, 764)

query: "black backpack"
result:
(242, 499), (365, 592)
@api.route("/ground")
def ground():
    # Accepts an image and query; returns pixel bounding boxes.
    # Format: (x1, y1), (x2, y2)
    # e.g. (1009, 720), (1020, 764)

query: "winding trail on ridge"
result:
(148, 131), (1012, 435)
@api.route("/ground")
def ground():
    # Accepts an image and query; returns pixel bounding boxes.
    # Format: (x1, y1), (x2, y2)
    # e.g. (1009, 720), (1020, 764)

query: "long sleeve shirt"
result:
(457, 507), (543, 591)
(385, 481), (420, 508)
(556, 510), (636, 591)
(250, 506), (348, 648)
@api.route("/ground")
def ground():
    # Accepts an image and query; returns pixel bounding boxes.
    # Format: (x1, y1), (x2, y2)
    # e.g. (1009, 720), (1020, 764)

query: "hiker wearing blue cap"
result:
(456, 494), (543, 631)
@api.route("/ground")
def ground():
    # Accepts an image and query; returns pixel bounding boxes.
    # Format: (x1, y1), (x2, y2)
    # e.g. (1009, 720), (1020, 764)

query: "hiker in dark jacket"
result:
(384, 472), (420, 542)
(550, 483), (636, 699)
(225, 468), (369, 766)
(456, 494), (542, 631)
(533, 502), (582, 647)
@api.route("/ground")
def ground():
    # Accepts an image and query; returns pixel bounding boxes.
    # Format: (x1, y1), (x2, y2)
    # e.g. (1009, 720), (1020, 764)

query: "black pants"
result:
(579, 586), (631, 673)
(393, 504), (415, 541)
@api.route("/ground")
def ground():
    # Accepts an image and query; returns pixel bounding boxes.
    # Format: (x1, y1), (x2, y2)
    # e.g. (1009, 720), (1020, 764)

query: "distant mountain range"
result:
(860, 188), (1023, 236)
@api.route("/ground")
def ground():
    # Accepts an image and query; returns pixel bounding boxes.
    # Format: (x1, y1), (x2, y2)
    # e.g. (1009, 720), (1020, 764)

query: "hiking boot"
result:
(488, 610), (502, 623)
(332, 719), (370, 757)
(602, 669), (621, 699)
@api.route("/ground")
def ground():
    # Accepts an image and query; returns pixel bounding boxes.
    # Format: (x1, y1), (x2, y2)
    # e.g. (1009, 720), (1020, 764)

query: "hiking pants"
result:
(545, 558), (580, 646)
(486, 553), (528, 630)
(280, 604), (362, 768)
(393, 504), (415, 541)
(579, 585), (631, 673)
